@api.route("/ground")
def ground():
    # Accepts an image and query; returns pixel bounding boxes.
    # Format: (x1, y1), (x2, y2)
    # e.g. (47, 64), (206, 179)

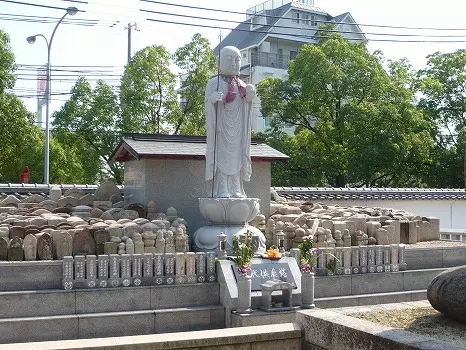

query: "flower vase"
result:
(236, 274), (252, 313)
(301, 271), (315, 309)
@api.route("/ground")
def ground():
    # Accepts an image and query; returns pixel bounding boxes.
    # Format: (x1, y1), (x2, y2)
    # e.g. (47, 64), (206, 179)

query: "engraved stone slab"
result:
(206, 251), (216, 282)
(351, 246), (360, 274)
(23, 234), (37, 261)
(93, 230), (110, 255)
(74, 255), (86, 288)
(186, 252), (197, 284)
(154, 253), (164, 285)
(132, 254), (143, 286)
(8, 236), (23, 261)
(72, 229), (96, 256)
(37, 232), (53, 260)
(142, 253), (154, 285)
(196, 252), (206, 283)
(359, 246), (368, 274)
(375, 245), (384, 273)
(62, 256), (74, 290)
(109, 254), (121, 287)
(0, 237), (8, 260)
(120, 254), (132, 287)
(175, 253), (186, 284)
(54, 231), (73, 260)
(342, 247), (351, 275)
(164, 253), (175, 285)
(97, 255), (109, 288)
(86, 255), (97, 288)
(335, 247), (344, 275)
(368, 246), (376, 273)
(383, 245), (391, 272)
(9, 226), (25, 240)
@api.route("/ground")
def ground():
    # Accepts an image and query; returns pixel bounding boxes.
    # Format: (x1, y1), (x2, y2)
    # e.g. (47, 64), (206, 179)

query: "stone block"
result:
(0, 261), (62, 291)
(0, 315), (78, 343)
(154, 307), (223, 333)
(75, 287), (151, 314)
(424, 217), (440, 240)
(151, 283), (219, 309)
(405, 248), (442, 269)
(0, 290), (75, 318)
(442, 246), (466, 267)
(314, 275), (351, 298)
(351, 273), (403, 294)
(78, 311), (154, 339)
(403, 269), (445, 291)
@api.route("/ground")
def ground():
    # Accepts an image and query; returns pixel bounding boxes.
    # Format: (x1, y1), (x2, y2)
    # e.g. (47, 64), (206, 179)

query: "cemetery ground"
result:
(341, 300), (466, 349)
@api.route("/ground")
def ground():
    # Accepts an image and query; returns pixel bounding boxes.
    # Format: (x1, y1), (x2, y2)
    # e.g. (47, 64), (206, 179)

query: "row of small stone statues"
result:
(0, 226), (189, 261)
(62, 251), (217, 289)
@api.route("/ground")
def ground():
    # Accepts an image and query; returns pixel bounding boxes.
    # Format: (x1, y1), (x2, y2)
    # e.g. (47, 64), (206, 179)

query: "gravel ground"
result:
(336, 301), (466, 349)
(405, 240), (466, 248)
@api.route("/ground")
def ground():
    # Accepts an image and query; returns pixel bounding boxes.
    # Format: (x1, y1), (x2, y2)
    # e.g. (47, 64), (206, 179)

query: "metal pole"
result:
(127, 23), (132, 62)
(43, 12), (70, 185)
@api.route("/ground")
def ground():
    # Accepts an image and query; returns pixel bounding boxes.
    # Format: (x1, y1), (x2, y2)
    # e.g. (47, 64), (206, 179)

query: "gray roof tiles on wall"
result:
(273, 187), (466, 201)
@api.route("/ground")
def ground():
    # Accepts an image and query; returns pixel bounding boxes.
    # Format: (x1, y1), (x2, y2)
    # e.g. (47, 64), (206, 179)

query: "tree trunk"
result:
(335, 174), (345, 187)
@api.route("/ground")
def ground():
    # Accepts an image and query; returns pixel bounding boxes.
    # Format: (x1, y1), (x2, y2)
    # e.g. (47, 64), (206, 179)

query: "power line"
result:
(140, 0), (466, 32)
(0, 0), (86, 13)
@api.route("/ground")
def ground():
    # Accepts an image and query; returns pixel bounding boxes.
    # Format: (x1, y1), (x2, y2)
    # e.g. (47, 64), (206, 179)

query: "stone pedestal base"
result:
(192, 224), (266, 254)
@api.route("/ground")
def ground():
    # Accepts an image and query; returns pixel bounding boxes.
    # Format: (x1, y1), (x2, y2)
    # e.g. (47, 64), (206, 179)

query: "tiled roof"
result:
(110, 134), (289, 163)
(331, 12), (349, 23)
(274, 187), (466, 201)
(290, 1), (327, 14)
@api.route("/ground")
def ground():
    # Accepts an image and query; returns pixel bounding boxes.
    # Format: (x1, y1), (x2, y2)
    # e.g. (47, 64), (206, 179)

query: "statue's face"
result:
(220, 46), (241, 76)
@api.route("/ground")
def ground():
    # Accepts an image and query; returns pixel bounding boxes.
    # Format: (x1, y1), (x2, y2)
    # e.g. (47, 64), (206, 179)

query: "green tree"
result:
(417, 49), (466, 188)
(52, 77), (122, 183)
(258, 35), (433, 187)
(0, 30), (15, 94)
(120, 45), (178, 134)
(172, 33), (216, 135)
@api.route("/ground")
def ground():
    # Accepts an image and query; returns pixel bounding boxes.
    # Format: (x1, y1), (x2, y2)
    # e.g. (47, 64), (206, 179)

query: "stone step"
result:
(0, 305), (225, 345)
(314, 268), (444, 298)
(0, 283), (220, 319)
(315, 289), (427, 309)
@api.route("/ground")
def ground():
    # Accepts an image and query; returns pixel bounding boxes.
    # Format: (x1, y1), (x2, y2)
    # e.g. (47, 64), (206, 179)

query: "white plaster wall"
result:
(124, 158), (271, 234)
(315, 199), (466, 229)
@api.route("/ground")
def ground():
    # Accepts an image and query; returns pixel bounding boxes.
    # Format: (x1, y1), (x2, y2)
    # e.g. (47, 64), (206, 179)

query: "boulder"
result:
(427, 265), (466, 323)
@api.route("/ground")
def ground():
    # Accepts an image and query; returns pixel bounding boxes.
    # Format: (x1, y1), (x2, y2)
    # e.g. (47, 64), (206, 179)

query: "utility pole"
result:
(125, 23), (138, 62)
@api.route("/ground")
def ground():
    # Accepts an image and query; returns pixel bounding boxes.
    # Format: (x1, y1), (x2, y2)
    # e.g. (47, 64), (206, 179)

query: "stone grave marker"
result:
(97, 255), (109, 288)
(164, 253), (175, 285)
(54, 231), (73, 260)
(104, 242), (118, 255)
(93, 229), (110, 255)
(74, 255), (86, 288)
(359, 246), (368, 274)
(368, 246), (376, 273)
(154, 253), (164, 285)
(185, 252), (196, 284)
(0, 237), (8, 260)
(109, 254), (121, 287)
(143, 253), (154, 285)
(132, 254), (143, 286)
(175, 252), (186, 284)
(383, 245), (391, 272)
(23, 234), (37, 261)
(37, 232), (53, 260)
(342, 247), (351, 274)
(375, 245), (384, 272)
(62, 256), (74, 290)
(8, 236), (24, 261)
(206, 251), (216, 282)
(72, 229), (96, 256)
(196, 252), (206, 283)
(86, 255), (97, 288)
(121, 254), (132, 287)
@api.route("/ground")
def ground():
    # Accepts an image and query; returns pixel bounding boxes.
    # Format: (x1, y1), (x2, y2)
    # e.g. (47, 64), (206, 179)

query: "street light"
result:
(26, 6), (79, 185)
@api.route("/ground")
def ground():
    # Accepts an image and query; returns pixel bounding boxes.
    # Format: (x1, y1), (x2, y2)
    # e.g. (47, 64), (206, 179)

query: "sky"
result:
(1, 0), (466, 122)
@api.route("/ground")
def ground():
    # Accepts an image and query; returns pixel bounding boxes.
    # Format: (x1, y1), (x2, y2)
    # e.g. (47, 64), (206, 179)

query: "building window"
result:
(243, 52), (247, 58)
(311, 15), (317, 26)
(292, 11), (300, 24)
(264, 116), (272, 129)
(303, 14), (309, 26)
(290, 50), (298, 60)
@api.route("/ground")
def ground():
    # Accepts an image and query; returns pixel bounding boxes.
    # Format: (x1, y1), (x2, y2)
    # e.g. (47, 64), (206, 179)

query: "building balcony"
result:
(251, 52), (291, 70)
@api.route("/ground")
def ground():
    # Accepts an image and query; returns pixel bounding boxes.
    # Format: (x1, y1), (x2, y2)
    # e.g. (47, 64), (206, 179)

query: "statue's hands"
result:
(245, 84), (256, 102)
(209, 91), (224, 104)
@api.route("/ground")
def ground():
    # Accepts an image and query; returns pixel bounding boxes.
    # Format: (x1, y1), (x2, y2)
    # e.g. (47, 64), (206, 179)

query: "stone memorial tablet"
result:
(206, 252), (216, 282)
(120, 254), (132, 287)
(72, 228), (96, 256)
(233, 260), (297, 292)
(132, 254), (143, 286)
(8, 236), (23, 261)
(398, 244), (407, 271)
(351, 246), (360, 274)
(104, 242), (118, 255)
(383, 245), (391, 272)
(368, 246), (376, 273)
(55, 231), (73, 260)
(10, 226), (25, 240)
(62, 256), (74, 290)
(342, 247), (351, 275)
(37, 232), (53, 260)
(154, 253), (164, 285)
(97, 255), (109, 288)
(289, 248), (300, 265)
(175, 253), (186, 284)
(23, 234), (37, 261)
(0, 237), (8, 260)
(93, 230), (110, 255)
(74, 255), (86, 288)
(185, 252), (196, 284)
(109, 254), (121, 287)
(164, 253), (175, 285)
(375, 245), (384, 272)
(359, 246), (368, 274)
(86, 255), (97, 288)
(196, 252), (206, 282)
(334, 247), (343, 275)
(390, 244), (399, 272)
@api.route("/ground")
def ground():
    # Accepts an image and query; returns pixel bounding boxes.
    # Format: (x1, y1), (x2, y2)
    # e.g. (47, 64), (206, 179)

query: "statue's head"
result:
(219, 46), (241, 76)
